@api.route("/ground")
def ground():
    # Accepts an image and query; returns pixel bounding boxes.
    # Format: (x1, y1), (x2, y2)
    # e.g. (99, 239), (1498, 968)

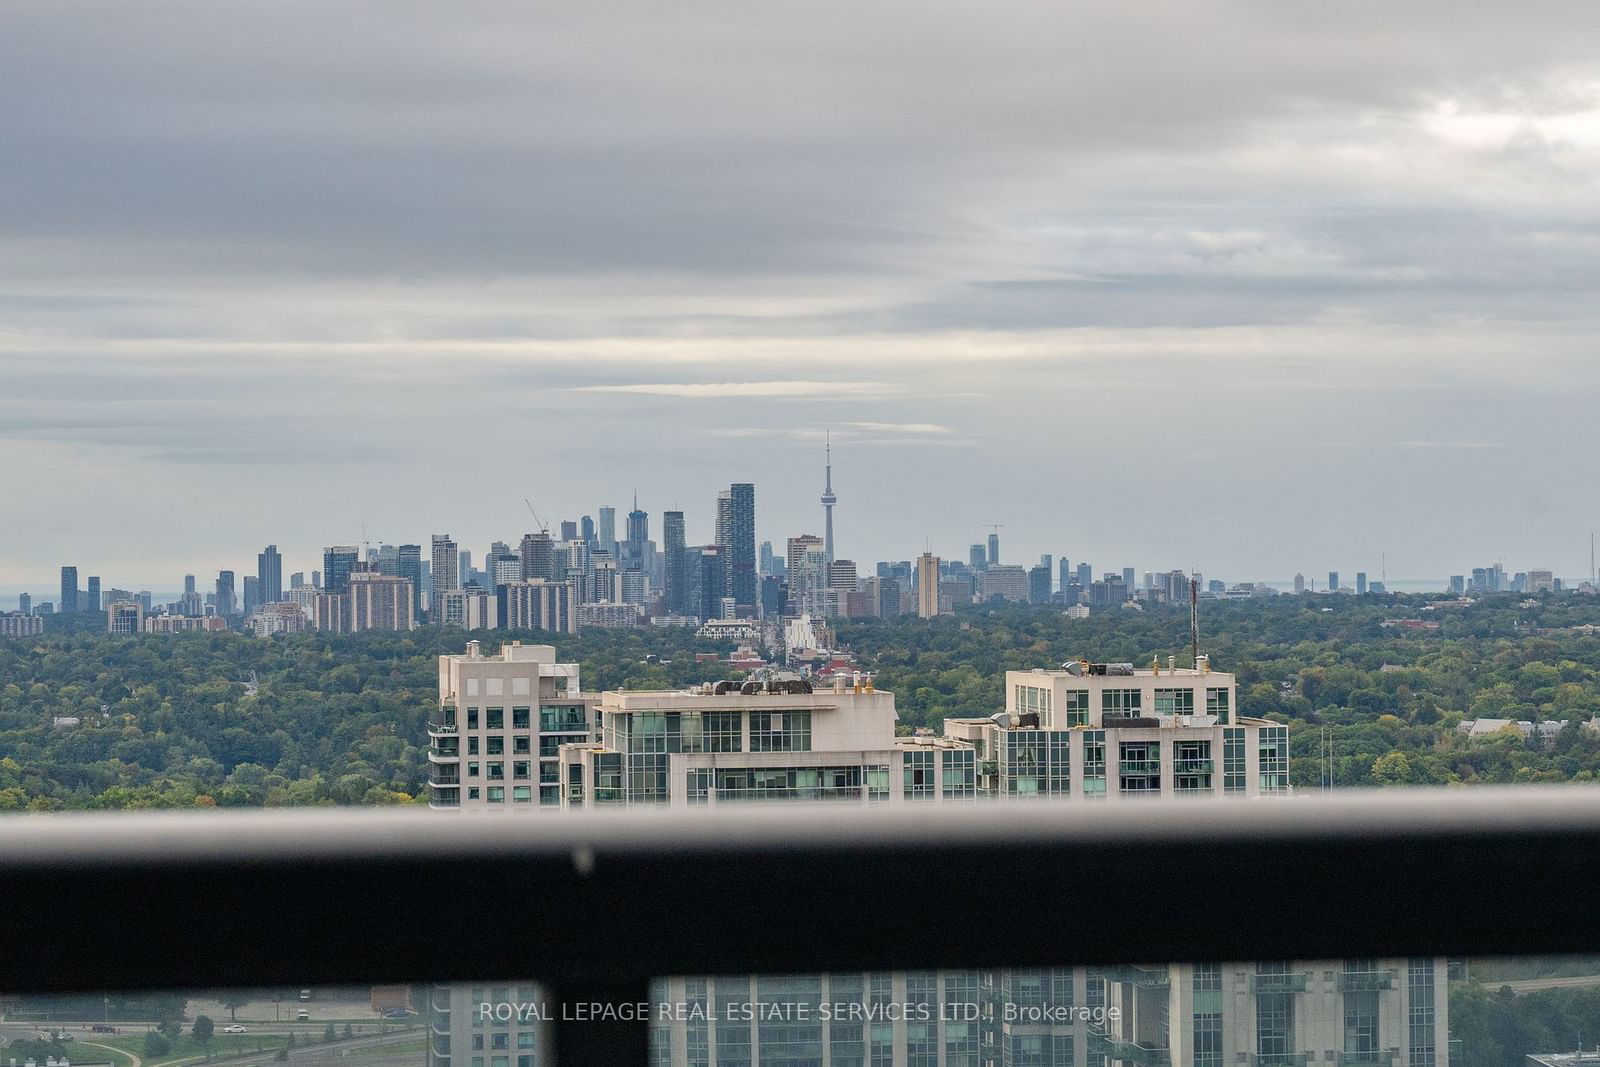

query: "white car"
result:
(223, 1025), (248, 1034)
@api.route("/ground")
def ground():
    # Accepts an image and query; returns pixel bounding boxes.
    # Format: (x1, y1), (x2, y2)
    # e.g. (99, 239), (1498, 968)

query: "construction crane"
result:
(523, 498), (550, 535)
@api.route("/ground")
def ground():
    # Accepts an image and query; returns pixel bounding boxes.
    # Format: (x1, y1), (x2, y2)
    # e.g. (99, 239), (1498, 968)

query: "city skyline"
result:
(4, 445), (1595, 603)
(7, 4), (1600, 588)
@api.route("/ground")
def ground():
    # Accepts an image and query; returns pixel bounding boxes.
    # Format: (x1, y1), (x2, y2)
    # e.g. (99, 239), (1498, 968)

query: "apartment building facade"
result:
(427, 641), (593, 811)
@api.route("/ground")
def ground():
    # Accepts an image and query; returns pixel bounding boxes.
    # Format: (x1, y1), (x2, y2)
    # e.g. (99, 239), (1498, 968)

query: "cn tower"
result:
(821, 434), (837, 565)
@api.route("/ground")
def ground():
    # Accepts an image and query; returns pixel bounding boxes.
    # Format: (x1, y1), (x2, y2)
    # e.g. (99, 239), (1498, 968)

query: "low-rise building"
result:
(0, 612), (45, 637)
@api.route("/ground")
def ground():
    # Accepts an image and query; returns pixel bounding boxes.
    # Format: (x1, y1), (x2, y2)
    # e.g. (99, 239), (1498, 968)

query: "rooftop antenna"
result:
(1381, 553), (1387, 585)
(1591, 532), (1595, 585)
(1189, 576), (1200, 668)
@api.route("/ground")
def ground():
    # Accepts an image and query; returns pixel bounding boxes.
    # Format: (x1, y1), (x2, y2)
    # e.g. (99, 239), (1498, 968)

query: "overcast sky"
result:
(5, 1), (1600, 594)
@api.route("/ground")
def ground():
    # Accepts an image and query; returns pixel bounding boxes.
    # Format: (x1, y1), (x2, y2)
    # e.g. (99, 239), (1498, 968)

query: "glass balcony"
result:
(1336, 969), (1396, 991)
(1118, 759), (1162, 775)
(1250, 973), (1308, 993)
(1337, 1052), (1398, 1066)
(428, 749), (460, 763)
(1097, 964), (1170, 987)
(1250, 1056), (1310, 1067)
(1173, 758), (1214, 774)
(1090, 1030), (1172, 1067)
(428, 722), (459, 735)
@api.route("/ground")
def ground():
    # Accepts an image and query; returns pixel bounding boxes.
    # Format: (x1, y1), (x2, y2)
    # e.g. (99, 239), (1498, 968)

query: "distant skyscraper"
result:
(86, 576), (100, 613)
(323, 546), (359, 595)
(1028, 564), (1052, 604)
(60, 566), (79, 615)
(1293, 573), (1306, 594)
(215, 571), (236, 618)
(597, 506), (617, 559)
(663, 511), (687, 614)
(258, 544), (283, 605)
(821, 440), (838, 565)
(1355, 572), (1368, 596)
(1059, 559), (1072, 590)
(970, 545), (986, 571)
(396, 545), (423, 616)
(916, 553), (941, 618)
(18, 593), (31, 615)
(986, 533), (999, 566)
(759, 540), (776, 577)
(184, 574), (196, 596)
(242, 576), (260, 617)
(828, 559), (857, 591)
(560, 520), (578, 542)
(727, 483), (756, 612)
(431, 535), (459, 609)
(580, 515), (596, 549)
(693, 544), (729, 621)
(1076, 562), (1092, 588)
(1329, 571), (1340, 593)
(786, 535), (825, 592)
(622, 494), (650, 575)
(1122, 567), (1135, 590)
(521, 531), (556, 581)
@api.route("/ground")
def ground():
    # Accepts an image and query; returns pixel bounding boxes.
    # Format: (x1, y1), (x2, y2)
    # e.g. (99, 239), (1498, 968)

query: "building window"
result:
(1153, 688), (1195, 716)
(1259, 727), (1289, 793)
(904, 750), (935, 800)
(514, 736), (531, 755)
(1175, 739), (1213, 793)
(1118, 741), (1161, 792)
(467, 708), (479, 729)
(1101, 689), (1142, 716)
(1345, 989), (1379, 1056)
(1206, 687), (1231, 723)
(1192, 966), (1222, 1067)
(468, 737), (480, 756)
(1409, 959), (1436, 1067)
(704, 711), (742, 752)
(512, 707), (530, 729)
(487, 736), (504, 755)
(942, 750), (976, 798)
(540, 705), (588, 733)
(1062, 690), (1089, 727)
(487, 762), (504, 780)
(486, 786), (504, 803)
(486, 708), (504, 729)
(1223, 728), (1246, 794)
(1083, 731), (1106, 796)
(750, 710), (811, 752)
(512, 786), (532, 803)
(1015, 684), (1051, 720)
(513, 761), (531, 780)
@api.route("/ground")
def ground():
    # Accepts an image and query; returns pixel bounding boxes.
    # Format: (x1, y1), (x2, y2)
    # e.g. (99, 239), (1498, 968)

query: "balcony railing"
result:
(1089, 1031), (1172, 1067)
(1250, 972), (1308, 993)
(1250, 1056), (1310, 1067)
(1097, 964), (1170, 987)
(9, 789), (1600, 1064)
(1118, 759), (1162, 775)
(1336, 969), (1396, 991)
(1337, 1051), (1399, 1066)
(1174, 758), (1214, 774)
(428, 722), (459, 735)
